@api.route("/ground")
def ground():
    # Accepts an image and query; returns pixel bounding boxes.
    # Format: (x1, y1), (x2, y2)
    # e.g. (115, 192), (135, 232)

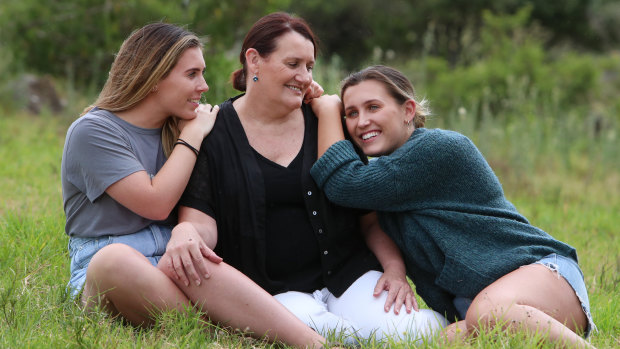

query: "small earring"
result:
(151, 85), (158, 93)
(252, 75), (258, 82)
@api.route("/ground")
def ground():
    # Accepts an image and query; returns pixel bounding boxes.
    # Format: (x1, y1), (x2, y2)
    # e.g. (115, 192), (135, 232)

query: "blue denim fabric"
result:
(66, 224), (172, 298)
(453, 296), (473, 320)
(452, 253), (595, 338)
(534, 253), (596, 338)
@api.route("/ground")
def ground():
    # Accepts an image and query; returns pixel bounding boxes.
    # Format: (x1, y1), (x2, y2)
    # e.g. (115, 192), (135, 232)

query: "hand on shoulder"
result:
(178, 103), (220, 139)
(303, 80), (325, 104)
(309, 94), (343, 120)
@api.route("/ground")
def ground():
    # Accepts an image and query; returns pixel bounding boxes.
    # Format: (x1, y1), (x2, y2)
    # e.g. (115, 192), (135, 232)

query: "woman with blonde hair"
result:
(62, 22), (331, 348)
(309, 65), (595, 347)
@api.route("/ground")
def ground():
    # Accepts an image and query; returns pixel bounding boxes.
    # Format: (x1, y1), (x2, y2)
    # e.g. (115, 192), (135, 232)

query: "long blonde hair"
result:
(83, 22), (203, 156)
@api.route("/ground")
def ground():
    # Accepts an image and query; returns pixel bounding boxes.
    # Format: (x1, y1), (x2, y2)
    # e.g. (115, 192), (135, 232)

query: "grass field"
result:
(0, 110), (618, 348)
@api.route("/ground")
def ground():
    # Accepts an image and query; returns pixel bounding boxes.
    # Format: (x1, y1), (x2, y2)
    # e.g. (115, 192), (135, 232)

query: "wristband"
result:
(175, 138), (199, 157)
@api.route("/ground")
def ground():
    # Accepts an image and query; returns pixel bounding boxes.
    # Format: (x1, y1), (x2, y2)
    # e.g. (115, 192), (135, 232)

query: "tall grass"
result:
(1, 91), (618, 348)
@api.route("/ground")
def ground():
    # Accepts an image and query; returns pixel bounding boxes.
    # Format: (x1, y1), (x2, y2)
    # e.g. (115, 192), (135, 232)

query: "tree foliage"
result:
(0, 0), (619, 94)
(290, 0), (619, 68)
(1, 1), (194, 87)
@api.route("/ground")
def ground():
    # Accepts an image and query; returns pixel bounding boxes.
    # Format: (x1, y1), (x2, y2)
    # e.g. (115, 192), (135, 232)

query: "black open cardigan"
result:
(180, 95), (381, 296)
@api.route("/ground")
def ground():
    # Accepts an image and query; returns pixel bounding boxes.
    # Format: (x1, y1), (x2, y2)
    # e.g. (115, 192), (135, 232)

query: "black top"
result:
(254, 145), (323, 292)
(180, 95), (381, 296)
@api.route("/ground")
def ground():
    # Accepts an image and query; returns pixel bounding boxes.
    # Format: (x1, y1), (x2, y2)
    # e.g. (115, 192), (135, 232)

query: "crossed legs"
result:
(83, 243), (327, 348)
(82, 243), (188, 325)
(275, 271), (447, 344)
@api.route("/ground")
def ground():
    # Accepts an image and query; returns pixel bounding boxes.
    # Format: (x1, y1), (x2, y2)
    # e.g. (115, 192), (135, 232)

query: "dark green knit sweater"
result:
(311, 128), (578, 321)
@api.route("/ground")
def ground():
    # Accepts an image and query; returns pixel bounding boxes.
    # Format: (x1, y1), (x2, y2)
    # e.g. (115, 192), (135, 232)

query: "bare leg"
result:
(465, 264), (592, 348)
(442, 320), (469, 344)
(158, 254), (328, 348)
(82, 243), (190, 326)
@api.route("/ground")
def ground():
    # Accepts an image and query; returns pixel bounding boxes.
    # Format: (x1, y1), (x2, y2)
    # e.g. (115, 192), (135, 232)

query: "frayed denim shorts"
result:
(453, 253), (596, 338)
(533, 253), (596, 338)
(67, 224), (172, 299)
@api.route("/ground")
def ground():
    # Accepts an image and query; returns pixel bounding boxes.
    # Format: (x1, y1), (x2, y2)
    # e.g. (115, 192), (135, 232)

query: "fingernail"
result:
(196, 279), (201, 286)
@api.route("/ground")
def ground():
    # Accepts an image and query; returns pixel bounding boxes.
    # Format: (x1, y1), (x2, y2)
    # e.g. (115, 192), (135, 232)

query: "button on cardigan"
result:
(180, 95), (381, 296)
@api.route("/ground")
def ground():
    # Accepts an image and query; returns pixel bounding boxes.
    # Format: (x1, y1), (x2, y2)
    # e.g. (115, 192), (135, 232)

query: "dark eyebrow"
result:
(344, 98), (383, 113)
(286, 55), (315, 65)
(185, 67), (205, 74)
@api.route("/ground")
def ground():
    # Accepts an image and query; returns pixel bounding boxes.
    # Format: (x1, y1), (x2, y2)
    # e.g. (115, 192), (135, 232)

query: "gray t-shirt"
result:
(61, 108), (171, 237)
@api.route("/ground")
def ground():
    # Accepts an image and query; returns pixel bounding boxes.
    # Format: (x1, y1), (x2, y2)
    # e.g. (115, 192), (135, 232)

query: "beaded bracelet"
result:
(175, 138), (199, 157)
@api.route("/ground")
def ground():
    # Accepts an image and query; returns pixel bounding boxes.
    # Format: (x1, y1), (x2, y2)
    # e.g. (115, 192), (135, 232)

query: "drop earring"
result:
(252, 74), (259, 82)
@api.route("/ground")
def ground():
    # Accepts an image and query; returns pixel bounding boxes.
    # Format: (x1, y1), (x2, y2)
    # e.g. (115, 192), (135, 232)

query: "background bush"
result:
(1, 0), (619, 126)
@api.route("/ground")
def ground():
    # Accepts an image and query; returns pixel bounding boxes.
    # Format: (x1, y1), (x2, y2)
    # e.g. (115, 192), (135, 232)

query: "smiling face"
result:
(343, 80), (415, 157)
(254, 31), (315, 111)
(155, 46), (208, 121)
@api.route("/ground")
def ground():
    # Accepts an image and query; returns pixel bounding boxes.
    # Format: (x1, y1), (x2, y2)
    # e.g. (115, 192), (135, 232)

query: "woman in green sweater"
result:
(309, 65), (595, 347)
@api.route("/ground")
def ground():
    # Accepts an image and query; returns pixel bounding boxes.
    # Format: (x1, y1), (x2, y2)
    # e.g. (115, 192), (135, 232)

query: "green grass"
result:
(0, 111), (618, 348)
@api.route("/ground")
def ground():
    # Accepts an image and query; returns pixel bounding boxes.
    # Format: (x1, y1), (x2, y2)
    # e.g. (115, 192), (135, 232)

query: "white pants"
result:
(274, 271), (448, 344)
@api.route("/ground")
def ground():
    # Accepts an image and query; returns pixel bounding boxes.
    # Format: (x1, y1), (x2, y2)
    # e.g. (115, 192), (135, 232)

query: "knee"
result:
(441, 320), (469, 344)
(465, 292), (512, 331)
(412, 309), (449, 337)
(88, 243), (143, 281)
(420, 309), (449, 330)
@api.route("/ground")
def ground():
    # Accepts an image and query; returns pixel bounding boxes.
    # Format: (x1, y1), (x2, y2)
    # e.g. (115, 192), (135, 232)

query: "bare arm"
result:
(360, 212), (419, 314)
(106, 104), (219, 220)
(164, 206), (222, 287)
(178, 206), (218, 249)
(309, 94), (346, 157)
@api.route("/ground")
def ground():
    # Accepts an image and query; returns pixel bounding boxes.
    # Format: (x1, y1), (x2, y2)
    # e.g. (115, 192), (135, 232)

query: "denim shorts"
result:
(533, 253), (596, 338)
(67, 224), (172, 299)
(453, 253), (596, 338)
